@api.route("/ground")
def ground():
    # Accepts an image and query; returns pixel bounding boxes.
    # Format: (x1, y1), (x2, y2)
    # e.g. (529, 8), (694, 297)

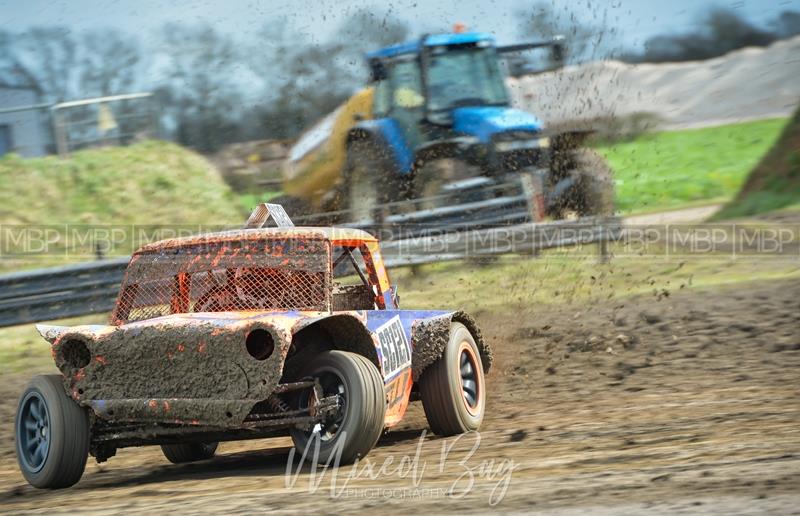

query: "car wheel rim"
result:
(308, 371), (347, 442)
(18, 392), (51, 473)
(457, 342), (482, 416)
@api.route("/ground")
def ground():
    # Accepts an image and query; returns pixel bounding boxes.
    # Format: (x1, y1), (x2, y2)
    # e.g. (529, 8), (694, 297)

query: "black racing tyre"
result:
(290, 351), (386, 465)
(160, 442), (218, 464)
(419, 323), (486, 436)
(568, 148), (615, 217)
(15, 374), (90, 489)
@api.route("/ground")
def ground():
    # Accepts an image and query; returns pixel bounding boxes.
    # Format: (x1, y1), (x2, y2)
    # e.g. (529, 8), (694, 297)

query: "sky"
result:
(2, 0), (799, 51)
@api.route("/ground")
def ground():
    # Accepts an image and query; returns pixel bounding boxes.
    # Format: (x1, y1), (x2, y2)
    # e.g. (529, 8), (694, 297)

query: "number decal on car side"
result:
(375, 315), (412, 380)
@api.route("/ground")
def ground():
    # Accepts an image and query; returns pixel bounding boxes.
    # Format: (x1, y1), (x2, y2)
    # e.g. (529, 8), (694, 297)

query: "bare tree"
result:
(158, 24), (243, 151)
(250, 21), (351, 139)
(633, 7), (791, 63)
(771, 10), (800, 39)
(0, 26), (144, 102)
(252, 8), (411, 140)
(0, 27), (78, 102)
(78, 30), (142, 97)
(0, 30), (39, 91)
(335, 7), (410, 50)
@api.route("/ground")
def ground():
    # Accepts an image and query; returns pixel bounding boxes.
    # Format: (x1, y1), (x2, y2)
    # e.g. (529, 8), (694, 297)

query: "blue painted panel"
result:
(365, 309), (450, 348)
(452, 106), (543, 143)
(366, 32), (495, 60)
(424, 32), (494, 47)
(353, 119), (415, 174)
(366, 40), (420, 60)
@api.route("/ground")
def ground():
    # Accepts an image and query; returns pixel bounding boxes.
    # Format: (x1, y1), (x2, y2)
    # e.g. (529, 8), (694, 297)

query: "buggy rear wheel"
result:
(160, 442), (218, 464)
(290, 351), (386, 464)
(419, 323), (486, 436)
(15, 374), (90, 489)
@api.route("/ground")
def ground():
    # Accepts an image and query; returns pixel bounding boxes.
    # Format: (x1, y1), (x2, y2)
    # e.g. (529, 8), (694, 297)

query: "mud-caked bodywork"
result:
(23, 225), (490, 473)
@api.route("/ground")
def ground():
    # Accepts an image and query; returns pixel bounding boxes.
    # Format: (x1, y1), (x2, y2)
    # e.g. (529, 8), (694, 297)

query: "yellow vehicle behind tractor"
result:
(279, 88), (375, 214)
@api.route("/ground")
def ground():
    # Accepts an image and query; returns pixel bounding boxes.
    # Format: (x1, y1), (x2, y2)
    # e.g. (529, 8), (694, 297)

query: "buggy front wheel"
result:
(290, 351), (386, 464)
(15, 374), (90, 489)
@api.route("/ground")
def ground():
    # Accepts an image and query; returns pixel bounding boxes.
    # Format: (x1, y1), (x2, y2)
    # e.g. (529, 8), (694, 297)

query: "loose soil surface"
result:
(0, 278), (798, 514)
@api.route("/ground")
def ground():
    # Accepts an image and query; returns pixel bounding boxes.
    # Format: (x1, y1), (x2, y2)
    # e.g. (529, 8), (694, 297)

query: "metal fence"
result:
(0, 257), (128, 327)
(0, 92), (157, 158)
(51, 93), (157, 155)
(0, 212), (621, 328)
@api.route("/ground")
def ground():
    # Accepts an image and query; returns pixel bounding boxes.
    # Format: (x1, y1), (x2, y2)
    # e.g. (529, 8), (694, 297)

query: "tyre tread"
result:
(15, 374), (90, 489)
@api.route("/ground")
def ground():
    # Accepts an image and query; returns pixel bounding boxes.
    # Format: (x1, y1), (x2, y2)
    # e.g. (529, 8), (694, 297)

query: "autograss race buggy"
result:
(14, 205), (491, 489)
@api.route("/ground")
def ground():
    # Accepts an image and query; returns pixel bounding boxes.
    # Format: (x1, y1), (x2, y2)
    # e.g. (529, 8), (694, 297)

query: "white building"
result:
(0, 80), (51, 157)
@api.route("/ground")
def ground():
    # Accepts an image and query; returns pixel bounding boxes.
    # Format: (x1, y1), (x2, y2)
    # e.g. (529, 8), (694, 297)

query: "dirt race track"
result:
(0, 277), (798, 514)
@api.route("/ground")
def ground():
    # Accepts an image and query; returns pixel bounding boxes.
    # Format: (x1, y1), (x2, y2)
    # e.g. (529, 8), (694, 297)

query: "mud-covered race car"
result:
(15, 205), (491, 489)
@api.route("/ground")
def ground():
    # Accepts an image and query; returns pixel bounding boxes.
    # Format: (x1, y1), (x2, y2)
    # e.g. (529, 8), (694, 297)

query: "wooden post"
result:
(597, 221), (610, 263)
(520, 170), (546, 222)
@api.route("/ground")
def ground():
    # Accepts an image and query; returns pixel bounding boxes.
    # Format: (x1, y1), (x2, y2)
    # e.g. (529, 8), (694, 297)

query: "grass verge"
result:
(0, 141), (246, 272)
(714, 108), (800, 220)
(596, 118), (789, 214)
(0, 140), (241, 226)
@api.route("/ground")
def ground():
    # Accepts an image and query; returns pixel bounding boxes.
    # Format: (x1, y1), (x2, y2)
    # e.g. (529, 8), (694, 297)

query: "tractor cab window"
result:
(373, 80), (391, 118)
(389, 59), (424, 110)
(386, 58), (425, 150)
(426, 46), (509, 112)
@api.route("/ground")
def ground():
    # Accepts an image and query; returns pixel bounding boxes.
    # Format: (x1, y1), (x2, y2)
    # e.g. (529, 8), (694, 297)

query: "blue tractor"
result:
(341, 31), (614, 223)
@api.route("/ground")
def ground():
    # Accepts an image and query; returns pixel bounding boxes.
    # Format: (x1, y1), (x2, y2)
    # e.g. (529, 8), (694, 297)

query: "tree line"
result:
(1, 4), (797, 153)
(0, 8), (410, 152)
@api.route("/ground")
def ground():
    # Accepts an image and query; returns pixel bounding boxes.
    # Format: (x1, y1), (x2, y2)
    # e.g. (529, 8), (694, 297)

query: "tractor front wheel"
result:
(343, 140), (411, 223)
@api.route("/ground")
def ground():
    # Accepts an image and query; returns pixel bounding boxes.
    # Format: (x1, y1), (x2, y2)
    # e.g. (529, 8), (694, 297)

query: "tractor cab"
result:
(368, 33), (510, 127)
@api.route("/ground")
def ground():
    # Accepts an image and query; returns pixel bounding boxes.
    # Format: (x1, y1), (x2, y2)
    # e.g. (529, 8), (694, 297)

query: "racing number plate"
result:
(375, 316), (412, 380)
